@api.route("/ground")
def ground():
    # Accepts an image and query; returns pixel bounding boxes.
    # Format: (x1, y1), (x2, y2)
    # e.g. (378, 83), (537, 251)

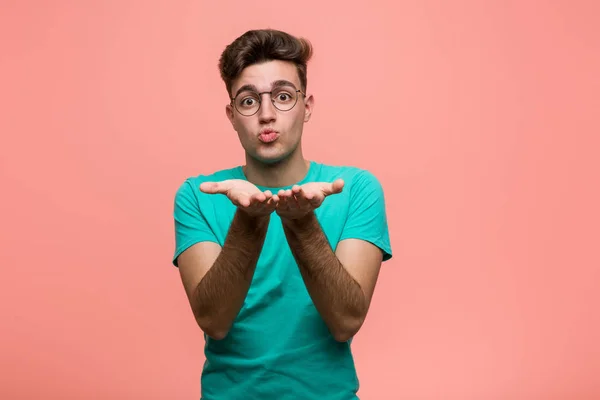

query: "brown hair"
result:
(218, 29), (313, 97)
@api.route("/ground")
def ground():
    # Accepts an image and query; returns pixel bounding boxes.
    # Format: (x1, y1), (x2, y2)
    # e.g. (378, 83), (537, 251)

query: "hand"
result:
(275, 179), (344, 220)
(200, 179), (276, 218)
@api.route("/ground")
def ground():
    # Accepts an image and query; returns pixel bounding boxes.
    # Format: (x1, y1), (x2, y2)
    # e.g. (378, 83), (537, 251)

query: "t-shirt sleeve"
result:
(172, 179), (219, 267)
(339, 170), (392, 261)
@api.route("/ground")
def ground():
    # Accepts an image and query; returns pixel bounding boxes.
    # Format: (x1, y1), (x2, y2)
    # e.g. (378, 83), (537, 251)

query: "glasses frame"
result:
(230, 87), (306, 117)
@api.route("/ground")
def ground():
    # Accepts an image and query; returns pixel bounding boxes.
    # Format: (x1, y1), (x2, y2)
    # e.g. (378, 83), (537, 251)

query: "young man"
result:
(172, 29), (392, 400)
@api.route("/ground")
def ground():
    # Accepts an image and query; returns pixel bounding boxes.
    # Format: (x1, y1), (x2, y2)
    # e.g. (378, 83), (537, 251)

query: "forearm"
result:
(193, 209), (269, 339)
(281, 212), (367, 342)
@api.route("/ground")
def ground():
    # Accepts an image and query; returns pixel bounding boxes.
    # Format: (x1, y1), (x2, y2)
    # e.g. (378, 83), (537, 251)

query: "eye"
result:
(273, 90), (295, 103)
(238, 94), (260, 108)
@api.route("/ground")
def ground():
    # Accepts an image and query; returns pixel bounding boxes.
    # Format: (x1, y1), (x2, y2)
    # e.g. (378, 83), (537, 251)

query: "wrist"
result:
(236, 208), (271, 229)
(280, 210), (317, 231)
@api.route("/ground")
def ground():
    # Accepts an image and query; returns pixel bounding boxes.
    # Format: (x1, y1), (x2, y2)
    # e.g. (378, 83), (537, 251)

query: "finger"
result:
(332, 179), (345, 193)
(294, 186), (311, 208)
(323, 179), (345, 196)
(277, 189), (292, 201)
(275, 190), (284, 203)
(263, 191), (278, 208)
(200, 181), (225, 194)
(285, 189), (299, 208)
(265, 196), (277, 209)
(238, 195), (252, 208)
(278, 189), (291, 209)
(238, 198), (250, 208)
(252, 191), (267, 203)
(244, 193), (265, 211)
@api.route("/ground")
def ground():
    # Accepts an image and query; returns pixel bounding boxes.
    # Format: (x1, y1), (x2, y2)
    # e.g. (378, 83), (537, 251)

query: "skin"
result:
(225, 59), (313, 188)
(177, 60), (384, 341)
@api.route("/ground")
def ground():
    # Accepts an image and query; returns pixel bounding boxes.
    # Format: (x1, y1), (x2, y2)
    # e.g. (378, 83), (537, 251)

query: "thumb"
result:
(200, 181), (230, 194)
(324, 179), (344, 196)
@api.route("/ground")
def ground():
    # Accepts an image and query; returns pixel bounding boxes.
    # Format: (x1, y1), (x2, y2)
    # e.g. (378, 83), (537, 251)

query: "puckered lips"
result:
(258, 128), (279, 143)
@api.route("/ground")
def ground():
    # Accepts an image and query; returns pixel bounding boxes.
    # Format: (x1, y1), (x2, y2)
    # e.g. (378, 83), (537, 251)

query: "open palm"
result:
(275, 179), (344, 220)
(200, 179), (276, 217)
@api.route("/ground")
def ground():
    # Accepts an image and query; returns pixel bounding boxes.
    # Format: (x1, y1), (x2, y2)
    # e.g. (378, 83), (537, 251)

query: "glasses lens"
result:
(235, 91), (260, 116)
(272, 88), (298, 111)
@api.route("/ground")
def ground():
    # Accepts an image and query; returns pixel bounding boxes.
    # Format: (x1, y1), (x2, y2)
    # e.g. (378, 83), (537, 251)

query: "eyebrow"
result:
(233, 80), (298, 98)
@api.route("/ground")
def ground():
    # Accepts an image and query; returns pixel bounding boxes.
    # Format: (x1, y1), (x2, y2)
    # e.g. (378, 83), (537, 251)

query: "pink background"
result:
(1, 1), (599, 399)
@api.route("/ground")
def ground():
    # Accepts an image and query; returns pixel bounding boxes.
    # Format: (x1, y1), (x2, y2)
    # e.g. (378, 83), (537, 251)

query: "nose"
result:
(257, 94), (276, 123)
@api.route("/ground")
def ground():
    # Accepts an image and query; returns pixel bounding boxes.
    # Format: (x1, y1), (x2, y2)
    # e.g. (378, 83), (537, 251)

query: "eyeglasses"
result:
(230, 85), (306, 116)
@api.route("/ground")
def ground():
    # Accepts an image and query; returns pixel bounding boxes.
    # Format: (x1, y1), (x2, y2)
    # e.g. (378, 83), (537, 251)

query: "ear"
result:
(303, 93), (314, 122)
(226, 103), (236, 129)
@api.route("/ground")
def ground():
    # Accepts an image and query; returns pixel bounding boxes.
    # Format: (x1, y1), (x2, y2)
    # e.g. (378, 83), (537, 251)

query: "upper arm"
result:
(336, 238), (383, 306)
(177, 241), (221, 303)
(172, 179), (221, 306)
(335, 169), (392, 306)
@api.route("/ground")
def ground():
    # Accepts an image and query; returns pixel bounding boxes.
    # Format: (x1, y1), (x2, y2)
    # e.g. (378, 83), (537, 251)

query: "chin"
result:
(250, 149), (292, 165)
(253, 154), (286, 165)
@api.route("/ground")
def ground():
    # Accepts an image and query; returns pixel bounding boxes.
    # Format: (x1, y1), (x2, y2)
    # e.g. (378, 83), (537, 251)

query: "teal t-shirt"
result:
(172, 160), (392, 400)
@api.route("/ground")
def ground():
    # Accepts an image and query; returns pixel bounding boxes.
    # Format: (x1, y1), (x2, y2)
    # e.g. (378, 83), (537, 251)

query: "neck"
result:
(243, 149), (310, 188)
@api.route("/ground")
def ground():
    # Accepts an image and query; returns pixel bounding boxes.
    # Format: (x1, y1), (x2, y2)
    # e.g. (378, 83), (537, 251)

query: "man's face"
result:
(226, 60), (313, 165)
